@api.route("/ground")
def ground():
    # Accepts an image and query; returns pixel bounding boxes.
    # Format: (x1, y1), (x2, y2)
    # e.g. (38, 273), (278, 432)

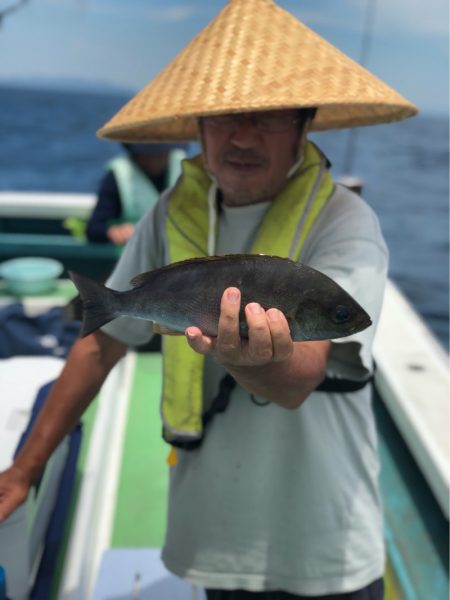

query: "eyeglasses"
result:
(202, 111), (300, 133)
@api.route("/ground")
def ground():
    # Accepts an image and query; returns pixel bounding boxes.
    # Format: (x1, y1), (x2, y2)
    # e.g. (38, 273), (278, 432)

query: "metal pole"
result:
(342, 0), (379, 176)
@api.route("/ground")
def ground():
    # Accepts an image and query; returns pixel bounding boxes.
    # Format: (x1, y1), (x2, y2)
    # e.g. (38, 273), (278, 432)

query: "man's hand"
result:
(0, 465), (31, 522)
(107, 223), (135, 245)
(186, 287), (331, 409)
(186, 287), (293, 367)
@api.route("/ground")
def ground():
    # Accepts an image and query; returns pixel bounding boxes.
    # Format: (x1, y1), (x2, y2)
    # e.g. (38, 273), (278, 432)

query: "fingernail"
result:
(248, 303), (263, 315)
(227, 289), (240, 303)
(267, 308), (280, 321)
(186, 328), (196, 339)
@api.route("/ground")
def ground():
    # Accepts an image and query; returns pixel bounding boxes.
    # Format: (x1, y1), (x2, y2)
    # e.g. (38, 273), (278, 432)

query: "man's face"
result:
(200, 110), (308, 207)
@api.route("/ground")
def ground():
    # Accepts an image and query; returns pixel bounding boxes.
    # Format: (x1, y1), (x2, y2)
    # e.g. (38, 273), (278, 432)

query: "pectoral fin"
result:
(152, 323), (184, 336)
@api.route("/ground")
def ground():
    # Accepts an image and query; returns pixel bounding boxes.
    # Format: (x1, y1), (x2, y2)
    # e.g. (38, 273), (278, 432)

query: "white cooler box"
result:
(0, 356), (67, 600)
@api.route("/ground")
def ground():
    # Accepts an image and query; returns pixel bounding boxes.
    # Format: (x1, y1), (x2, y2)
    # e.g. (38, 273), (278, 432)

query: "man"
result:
(86, 142), (187, 245)
(0, 0), (417, 598)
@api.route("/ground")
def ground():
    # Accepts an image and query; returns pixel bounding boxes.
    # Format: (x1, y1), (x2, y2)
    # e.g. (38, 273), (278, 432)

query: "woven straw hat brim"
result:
(98, 0), (418, 142)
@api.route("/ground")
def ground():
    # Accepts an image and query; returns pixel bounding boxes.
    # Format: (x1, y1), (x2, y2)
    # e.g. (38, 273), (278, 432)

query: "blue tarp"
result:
(0, 303), (80, 359)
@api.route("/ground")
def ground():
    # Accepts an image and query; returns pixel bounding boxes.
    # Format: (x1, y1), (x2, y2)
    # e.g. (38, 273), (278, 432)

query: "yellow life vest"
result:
(162, 141), (334, 445)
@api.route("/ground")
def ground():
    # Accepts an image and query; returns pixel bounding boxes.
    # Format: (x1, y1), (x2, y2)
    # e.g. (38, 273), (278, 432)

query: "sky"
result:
(0, 0), (448, 116)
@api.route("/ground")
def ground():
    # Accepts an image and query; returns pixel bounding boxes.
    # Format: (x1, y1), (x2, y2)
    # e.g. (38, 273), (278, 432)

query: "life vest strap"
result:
(167, 372), (373, 451)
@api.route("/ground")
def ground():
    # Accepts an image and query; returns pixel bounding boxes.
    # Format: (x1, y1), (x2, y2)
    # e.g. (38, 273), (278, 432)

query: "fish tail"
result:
(69, 271), (119, 337)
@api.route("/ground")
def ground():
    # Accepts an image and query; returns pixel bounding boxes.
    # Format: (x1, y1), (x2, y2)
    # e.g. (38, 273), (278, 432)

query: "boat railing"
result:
(0, 191), (96, 219)
(0, 191), (120, 278)
(374, 279), (449, 519)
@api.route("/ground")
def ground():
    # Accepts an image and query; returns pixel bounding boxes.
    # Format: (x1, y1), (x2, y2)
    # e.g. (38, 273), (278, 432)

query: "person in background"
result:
(0, 1), (417, 599)
(86, 142), (187, 244)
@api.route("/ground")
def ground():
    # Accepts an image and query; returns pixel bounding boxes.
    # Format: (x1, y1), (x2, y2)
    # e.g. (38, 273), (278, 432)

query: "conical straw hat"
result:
(98, 0), (418, 142)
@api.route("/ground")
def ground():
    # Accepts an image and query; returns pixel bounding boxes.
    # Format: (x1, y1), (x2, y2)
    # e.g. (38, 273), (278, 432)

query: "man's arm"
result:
(0, 331), (127, 522)
(186, 287), (331, 409)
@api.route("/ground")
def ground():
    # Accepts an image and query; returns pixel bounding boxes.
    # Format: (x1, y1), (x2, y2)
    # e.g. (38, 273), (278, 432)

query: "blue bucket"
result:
(0, 257), (64, 295)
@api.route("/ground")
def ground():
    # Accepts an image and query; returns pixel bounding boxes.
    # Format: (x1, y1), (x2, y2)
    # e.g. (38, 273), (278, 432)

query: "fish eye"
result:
(332, 305), (351, 324)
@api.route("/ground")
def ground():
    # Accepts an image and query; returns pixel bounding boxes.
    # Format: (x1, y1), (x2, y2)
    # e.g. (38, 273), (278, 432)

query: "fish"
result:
(69, 254), (372, 341)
